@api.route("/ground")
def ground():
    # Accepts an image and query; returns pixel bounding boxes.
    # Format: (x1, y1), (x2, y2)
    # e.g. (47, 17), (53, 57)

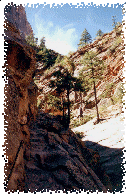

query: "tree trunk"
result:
(62, 95), (65, 121)
(67, 88), (70, 125)
(75, 91), (77, 103)
(91, 62), (100, 124)
(93, 80), (100, 123)
(80, 91), (83, 118)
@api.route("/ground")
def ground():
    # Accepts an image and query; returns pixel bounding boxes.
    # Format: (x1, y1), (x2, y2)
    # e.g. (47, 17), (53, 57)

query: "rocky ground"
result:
(23, 106), (126, 192)
(24, 111), (113, 193)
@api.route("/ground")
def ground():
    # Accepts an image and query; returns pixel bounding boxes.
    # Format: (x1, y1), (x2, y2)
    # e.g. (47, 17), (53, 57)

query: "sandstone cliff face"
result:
(35, 25), (124, 118)
(4, 3), (33, 39)
(70, 26), (124, 110)
(4, 4), (37, 191)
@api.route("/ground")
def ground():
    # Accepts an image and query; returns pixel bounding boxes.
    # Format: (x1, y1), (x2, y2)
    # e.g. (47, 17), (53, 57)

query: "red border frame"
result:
(0, 0), (128, 196)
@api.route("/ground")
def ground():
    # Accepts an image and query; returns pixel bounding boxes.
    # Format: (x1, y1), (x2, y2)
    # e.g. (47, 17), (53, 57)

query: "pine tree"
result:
(49, 67), (71, 125)
(55, 54), (63, 64)
(78, 28), (92, 47)
(79, 51), (104, 123)
(47, 94), (62, 111)
(49, 57), (84, 126)
(96, 29), (104, 37)
(25, 33), (38, 47)
(40, 37), (46, 49)
(112, 16), (117, 29)
(35, 38), (38, 46)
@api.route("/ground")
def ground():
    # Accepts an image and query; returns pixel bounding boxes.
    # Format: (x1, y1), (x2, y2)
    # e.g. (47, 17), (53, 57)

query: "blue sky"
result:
(25, 2), (124, 55)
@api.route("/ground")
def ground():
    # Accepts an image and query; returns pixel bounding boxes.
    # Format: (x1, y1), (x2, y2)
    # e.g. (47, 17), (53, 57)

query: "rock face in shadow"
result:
(84, 141), (124, 192)
(73, 115), (125, 192)
(4, 4), (37, 191)
(24, 112), (112, 192)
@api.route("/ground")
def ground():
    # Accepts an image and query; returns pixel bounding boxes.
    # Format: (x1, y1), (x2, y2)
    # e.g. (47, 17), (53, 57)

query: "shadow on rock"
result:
(84, 140), (125, 192)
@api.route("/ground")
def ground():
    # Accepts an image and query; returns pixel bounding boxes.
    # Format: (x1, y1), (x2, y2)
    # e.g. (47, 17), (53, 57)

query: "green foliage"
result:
(50, 69), (74, 95)
(108, 37), (122, 54)
(36, 47), (59, 69)
(36, 47), (48, 63)
(115, 24), (123, 35)
(79, 51), (104, 123)
(25, 33), (38, 48)
(71, 115), (94, 128)
(80, 51), (104, 88)
(49, 60), (85, 96)
(100, 82), (124, 106)
(112, 16), (117, 29)
(25, 33), (60, 69)
(75, 131), (85, 139)
(37, 50), (44, 56)
(47, 94), (62, 110)
(101, 82), (115, 98)
(55, 54), (63, 64)
(78, 28), (92, 47)
(98, 104), (108, 116)
(96, 29), (104, 36)
(58, 56), (75, 74)
(40, 37), (46, 49)
(112, 16), (123, 34)
(96, 29), (104, 39)
(111, 83), (124, 104)
(49, 65), (73, 123)
(49, 58), (85, 124)
(115, 36), (122, 45)
(67, 51), (75, 57)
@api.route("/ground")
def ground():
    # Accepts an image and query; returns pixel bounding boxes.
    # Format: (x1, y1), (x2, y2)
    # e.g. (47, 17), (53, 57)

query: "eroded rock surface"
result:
(4, 3), (33, 39)
(24, 112), (110, 192)
(4, 4), (37, 191)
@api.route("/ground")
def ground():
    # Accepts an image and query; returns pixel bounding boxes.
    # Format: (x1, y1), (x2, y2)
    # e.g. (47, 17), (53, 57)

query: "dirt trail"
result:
(73, 114), (125, 148)
(73, 114), (125, 191)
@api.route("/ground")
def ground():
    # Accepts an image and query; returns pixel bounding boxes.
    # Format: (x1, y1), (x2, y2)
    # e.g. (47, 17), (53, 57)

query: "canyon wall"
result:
(4, 4), (37, 191)
(4, 3), (33, 39)
(35, 24), (124, 117)
(3, 3), (125, 192)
